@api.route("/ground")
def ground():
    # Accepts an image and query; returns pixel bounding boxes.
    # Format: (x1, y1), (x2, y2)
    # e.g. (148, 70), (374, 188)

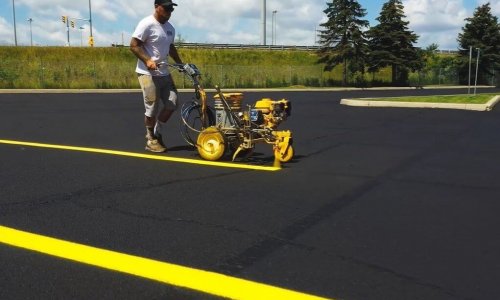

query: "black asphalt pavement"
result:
(1, 87), (500, 300)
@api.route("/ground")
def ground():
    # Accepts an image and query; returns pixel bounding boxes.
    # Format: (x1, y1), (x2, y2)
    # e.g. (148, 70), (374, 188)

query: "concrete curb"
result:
(0, 86), (495, 94)
(0, 89), (141, 94)
(340, 95), (500, 112)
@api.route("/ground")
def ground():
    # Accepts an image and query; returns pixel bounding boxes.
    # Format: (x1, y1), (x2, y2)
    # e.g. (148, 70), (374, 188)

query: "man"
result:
(130, 0), (183, 152)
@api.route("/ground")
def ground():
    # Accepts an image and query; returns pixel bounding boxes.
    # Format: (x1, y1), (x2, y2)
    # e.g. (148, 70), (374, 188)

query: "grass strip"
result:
(365, 93), (498, 104)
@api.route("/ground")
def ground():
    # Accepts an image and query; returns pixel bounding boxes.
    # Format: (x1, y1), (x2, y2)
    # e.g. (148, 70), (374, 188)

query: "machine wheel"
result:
(180, 102), (215, 147)
(274, 144), (294, 163)
(197, 127), (225, 161)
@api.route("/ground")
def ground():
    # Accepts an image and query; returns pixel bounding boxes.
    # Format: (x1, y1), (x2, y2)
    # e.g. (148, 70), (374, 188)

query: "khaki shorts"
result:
(138, 74), (178, 117)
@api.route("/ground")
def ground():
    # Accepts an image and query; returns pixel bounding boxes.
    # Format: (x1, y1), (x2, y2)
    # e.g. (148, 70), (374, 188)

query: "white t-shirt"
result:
(132, 15), (175, 76)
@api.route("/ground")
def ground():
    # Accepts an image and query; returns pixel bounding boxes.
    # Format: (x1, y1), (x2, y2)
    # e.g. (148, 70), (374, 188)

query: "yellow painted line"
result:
(0, 139), (280, 172)
(0, 225), (330, 300)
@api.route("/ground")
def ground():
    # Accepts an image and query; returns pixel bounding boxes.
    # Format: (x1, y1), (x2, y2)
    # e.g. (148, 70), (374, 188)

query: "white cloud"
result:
(16, 0), (135, 21)
(0, 17), (14, 45)
(1, 0), (495, 48)
(402, 0), (500, 49)
(403, 0), (469, 49)
(478, 0), (500, 15)
(172, 0), (325, 45)
(404, 0), (468, 30)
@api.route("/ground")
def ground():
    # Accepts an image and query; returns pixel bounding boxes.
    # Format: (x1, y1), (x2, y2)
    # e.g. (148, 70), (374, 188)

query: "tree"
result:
(366, 0), (422, 85)
(457, 3), (500, 85)
(175, 33), (186, 45)
(317, 0), (370, 86)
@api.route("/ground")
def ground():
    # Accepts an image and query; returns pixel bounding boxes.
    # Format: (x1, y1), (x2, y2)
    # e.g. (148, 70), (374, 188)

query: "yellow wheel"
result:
(274, 144), (294, 163)
(197, 127), (225, 161)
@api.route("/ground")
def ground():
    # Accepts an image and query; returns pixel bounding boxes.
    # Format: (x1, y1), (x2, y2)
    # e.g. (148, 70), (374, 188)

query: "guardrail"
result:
(174, 42), (321, 51)
(174, 43), (458, 54)
(112, 42), (458, 54)
(112, 43), (320, 51)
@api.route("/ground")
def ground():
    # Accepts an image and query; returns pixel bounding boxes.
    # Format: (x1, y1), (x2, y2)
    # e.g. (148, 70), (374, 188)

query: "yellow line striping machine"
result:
(167, 63), (294, 164)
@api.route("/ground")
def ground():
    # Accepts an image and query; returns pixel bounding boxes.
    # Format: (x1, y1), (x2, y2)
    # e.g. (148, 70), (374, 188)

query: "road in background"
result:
(1, 88), (500, 300)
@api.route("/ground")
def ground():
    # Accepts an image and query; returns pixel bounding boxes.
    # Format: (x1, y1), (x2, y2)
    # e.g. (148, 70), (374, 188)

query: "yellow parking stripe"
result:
(0, 139), (280, 171)
(0, 225), (329, 300)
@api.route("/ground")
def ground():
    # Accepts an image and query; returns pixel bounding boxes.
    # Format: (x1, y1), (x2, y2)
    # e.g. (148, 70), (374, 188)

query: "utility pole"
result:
(88, 0), (94, 47)
(314, 26), (317, 45)
(261, 0), (266, 45)
(27, 18), (33, 46)
(79, 26), (84, 47)
(474, 48), (480, 96)
(272, 10), (277, 45)
(468, 46), (472, 94)
(12, 0), (17, 46)
(62, 16), (70, 46)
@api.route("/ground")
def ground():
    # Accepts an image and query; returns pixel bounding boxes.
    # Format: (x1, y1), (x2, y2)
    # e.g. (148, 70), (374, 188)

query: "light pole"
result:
(314, 25), (317, 45)
(65, 16), (70, 46)
(12, 0), (17, 46)
(27, 18), (33, 46)
(272, 10), (277, 45)
(261, 0), (266, 45)
(474, 48), (480, 96)
(79, 26), (85, 47)
(468, 46), (472, 94)
(88, 0), (94, 47)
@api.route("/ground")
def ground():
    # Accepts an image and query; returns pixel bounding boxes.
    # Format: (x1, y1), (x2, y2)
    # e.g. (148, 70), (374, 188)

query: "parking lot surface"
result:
(1, 88), (500, 300)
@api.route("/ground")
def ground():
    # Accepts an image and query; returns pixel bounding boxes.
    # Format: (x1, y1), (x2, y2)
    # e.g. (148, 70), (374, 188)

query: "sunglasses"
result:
(164, 6), (174, 12)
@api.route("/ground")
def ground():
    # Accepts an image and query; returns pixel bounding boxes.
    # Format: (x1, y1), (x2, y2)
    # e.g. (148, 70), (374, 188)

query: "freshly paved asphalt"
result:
(1, 87), (500, 300)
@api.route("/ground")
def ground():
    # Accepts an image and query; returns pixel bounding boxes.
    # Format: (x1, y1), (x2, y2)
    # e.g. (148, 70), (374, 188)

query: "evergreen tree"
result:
(457, 3), (500, 85)
(317, 0), (369, 86)
(366, 0), (422, 85)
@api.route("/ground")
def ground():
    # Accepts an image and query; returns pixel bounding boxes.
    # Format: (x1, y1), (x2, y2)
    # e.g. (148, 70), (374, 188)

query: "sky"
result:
(0, 0), (498, 50)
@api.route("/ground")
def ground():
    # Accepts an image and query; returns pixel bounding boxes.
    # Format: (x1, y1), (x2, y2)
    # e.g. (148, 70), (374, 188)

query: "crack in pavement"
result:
(0, 170), (246, 216)
(214, 129), (471, 299)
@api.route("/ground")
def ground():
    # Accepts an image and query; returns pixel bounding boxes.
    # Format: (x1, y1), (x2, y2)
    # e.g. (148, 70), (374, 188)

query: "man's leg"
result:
(153, 76), (178, 146)
(138, 74), (166, 153)
(145, 115), (156, 140)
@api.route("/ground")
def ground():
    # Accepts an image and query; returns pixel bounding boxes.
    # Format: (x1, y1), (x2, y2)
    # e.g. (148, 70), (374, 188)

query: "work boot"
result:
(155, 134), (167, 149)
(145, 138), (166, 153)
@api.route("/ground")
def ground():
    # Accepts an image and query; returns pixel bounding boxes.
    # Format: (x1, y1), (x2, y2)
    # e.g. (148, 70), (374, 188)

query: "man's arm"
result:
(169, 44), (183, 65)
(130, 37), (157, 70)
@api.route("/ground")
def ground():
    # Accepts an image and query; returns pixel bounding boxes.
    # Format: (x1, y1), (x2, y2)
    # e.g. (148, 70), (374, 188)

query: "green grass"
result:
(0, 46), (465, 89)
(370, 94), (498, 104)
(0, 46), (349, 89)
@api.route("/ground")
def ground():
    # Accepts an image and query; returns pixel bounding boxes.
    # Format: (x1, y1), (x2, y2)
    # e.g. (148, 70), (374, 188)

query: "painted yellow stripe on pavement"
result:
(0, 225), (329, 300)
(0, 139), (280, 172)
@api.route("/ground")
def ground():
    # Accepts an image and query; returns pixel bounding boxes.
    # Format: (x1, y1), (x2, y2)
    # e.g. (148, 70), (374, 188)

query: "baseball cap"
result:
(155, 0), (177, 7)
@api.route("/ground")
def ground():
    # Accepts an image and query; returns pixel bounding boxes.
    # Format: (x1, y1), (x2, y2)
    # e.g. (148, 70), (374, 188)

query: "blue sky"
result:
(0, 0), (498, 49)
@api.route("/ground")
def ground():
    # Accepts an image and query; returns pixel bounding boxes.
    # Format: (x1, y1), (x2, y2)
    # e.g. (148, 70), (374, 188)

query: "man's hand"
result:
(146, 59), (158, 71)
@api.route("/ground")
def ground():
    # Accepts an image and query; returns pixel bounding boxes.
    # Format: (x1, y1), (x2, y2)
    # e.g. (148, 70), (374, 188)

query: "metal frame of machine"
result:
(167, 63), (294, 163)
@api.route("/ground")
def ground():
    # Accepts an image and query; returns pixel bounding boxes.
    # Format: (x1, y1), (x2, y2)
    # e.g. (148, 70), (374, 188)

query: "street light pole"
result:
(314, 25), (317, 45)
(468, 46), (472, 94)
(12, 0), (18, 46)
(272, 10), (277, 45)
(261, 0), (266, 45)
(66, 17), (70, 46)
(474, 48), (480, 96)
(79, 26), (84, 47)
(88, 0), (94, 47)
(27, 18), (33, 46)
